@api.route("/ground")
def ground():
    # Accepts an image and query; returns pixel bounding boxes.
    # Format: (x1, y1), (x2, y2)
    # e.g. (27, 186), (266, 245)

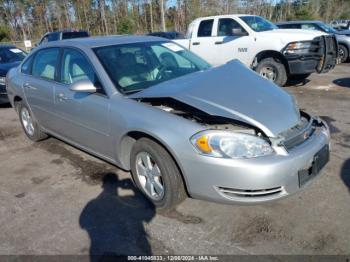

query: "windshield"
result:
(0, 47), (26, 64)
(240, 16), (277, 32)
(318, 22), (337, 34)
(94, 41), (211, 94)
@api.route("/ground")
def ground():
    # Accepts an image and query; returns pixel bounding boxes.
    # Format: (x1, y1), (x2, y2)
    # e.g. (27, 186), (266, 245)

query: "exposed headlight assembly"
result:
(0, 77), (5, 85)
(191, 131), (274, 159)
(284, 41), (313, 54)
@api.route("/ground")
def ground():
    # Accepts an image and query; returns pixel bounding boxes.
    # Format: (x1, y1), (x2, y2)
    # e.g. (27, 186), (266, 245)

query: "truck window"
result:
(301, 24), (318, 31)
(47, 32), (60, 41)
(62, 31), (89, 40)
(278, 24), (300, 29)
(218, 18), (246, 36)
(197, 19), (214, 37)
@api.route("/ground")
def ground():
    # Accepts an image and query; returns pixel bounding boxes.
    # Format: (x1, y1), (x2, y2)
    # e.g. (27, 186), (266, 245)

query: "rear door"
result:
(53, 48), (113, 157)
(189, 19), (217, 64)
(22, 47), (60, 129)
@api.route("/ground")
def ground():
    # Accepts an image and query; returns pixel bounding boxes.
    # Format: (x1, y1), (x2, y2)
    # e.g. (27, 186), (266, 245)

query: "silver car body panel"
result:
(6, 36), (330, 205)
(130, 60), (300, 137)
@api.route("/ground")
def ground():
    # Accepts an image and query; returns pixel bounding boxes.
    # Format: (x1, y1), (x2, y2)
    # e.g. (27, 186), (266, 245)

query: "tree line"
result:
(0, 0), (349, 43)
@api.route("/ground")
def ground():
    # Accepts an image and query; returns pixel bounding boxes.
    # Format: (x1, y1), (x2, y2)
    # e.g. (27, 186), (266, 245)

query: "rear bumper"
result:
(285, 35), (338, 76)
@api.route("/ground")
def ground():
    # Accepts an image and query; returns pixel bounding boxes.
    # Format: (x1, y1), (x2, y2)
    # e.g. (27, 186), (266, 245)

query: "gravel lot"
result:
(0, 64), (349, 256)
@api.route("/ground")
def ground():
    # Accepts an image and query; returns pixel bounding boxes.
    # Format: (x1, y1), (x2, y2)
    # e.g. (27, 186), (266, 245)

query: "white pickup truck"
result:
(174, 15), (338, 86)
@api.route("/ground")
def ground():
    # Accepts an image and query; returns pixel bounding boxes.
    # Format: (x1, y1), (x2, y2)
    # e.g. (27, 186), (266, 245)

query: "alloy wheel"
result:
(21, 107), (35, 136)
(135, 152), (164, 201)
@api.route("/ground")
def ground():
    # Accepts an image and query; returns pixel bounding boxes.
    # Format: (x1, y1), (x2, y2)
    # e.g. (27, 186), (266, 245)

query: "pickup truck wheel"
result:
(18, 102), (48, 142)
(130, 138), (186, 210)
(256, 58), (287, 86)
(338, 45), (349, 63)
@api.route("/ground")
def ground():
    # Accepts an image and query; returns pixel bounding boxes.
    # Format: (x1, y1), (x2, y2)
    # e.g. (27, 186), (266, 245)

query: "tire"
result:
(17, 101), (48, 142)
(130, 137), (186, 210)
(289, 73), (311, 81)
(338, 45), (349, 63)
(255, 57), (288, 86)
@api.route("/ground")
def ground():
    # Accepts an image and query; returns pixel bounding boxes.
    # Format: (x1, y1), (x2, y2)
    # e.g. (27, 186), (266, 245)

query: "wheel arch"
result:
(13, 95), (23, 111)
(253, 50), (290, 74)
(118, 130), (191, 196)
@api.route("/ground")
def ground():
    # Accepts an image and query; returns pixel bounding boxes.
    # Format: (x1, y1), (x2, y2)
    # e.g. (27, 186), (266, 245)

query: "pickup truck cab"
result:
(174, 15), (338, 86)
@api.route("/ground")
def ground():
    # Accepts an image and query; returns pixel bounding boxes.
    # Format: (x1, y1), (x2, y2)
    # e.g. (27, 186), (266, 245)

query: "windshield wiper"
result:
(123, 89), (146, 95)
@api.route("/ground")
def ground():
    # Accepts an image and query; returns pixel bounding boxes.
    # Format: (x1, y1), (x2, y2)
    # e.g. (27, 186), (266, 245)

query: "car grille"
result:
(279, 113), (316, 151)
(217, 186), (283, 198)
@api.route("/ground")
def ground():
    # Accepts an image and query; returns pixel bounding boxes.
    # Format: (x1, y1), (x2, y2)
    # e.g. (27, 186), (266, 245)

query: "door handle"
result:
(215, 41), (223, 45)
(192, 42), (200, 46)
(57, 93), (69, 101)
(23, 83), (36, 90)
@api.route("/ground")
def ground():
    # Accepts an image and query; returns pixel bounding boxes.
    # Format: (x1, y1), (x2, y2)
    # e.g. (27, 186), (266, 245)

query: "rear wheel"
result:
(18, 102), (48, 142)
(338, 44), (349, 63)
(255, 58), (288, 86)
(130, 138), (186, 210)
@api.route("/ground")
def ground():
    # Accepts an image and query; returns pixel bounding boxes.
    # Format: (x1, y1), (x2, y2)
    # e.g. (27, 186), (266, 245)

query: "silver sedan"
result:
(6, 36), (330, 209)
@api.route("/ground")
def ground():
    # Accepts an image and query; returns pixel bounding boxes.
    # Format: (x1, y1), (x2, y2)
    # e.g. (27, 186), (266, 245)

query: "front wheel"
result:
(130, 138), (186, 210)
(255, 58), (288, 86)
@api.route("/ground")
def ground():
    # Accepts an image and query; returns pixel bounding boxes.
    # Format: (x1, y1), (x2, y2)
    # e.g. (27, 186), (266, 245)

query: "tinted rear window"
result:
(198, 19), (214, 37)
(62, 32), (89, 40)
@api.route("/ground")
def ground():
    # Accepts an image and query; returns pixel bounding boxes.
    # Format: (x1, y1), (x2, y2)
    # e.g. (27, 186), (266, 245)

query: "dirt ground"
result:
(0, 64), (349, 256)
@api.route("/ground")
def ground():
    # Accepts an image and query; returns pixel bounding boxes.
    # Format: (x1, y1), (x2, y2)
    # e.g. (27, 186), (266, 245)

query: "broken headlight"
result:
(191, 131), (274, 159)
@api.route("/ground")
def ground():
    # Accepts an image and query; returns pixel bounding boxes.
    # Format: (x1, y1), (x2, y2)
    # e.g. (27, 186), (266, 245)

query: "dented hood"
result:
(130, 60), (300, 137)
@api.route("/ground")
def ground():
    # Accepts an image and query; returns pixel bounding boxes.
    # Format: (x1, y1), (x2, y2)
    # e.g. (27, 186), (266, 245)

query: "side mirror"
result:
(70, 79), (97, 93)
(232, 28), (248, 36)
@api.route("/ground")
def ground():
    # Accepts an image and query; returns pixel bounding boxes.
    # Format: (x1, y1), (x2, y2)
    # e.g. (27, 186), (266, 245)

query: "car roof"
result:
(191, 14), (256, 21)
(276, 20), (323, 25)
(39, 35), (167, 49)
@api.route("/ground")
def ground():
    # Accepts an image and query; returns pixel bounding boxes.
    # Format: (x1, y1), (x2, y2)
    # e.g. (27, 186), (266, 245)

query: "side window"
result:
(218, 18), (247, 36)
(21, 56), (33, 75)
(40, 36), (49, 44)
(197, 19), (214, 37)
(301, 24), (317, 31)
(60, 49), (95, 85)
(32, 48), (59, 81)
(47, 33), (60, 42)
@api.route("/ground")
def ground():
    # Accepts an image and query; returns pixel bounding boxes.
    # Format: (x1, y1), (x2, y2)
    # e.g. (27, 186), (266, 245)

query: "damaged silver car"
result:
(6, 36), (330, 209)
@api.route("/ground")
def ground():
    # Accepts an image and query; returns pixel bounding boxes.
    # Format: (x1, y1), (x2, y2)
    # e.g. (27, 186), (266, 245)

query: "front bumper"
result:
(181, 121), (330, 205)
(285, 35), (338, 76)
(285, 54), (321, 75)
(0, 84), (9, 104)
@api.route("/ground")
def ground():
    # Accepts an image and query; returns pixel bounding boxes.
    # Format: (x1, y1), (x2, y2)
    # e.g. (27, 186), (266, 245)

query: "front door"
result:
(210, 18), (253, 66)
(52, 48), (113, 158)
